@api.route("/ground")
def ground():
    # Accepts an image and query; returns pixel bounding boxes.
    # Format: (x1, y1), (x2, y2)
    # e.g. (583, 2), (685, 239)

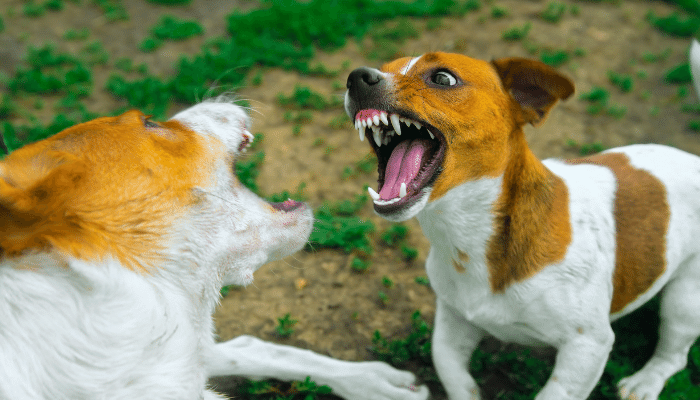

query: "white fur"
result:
(418, 144), (700, 400)
(0, 101), (429, 400)
(399, 56), (422, 75)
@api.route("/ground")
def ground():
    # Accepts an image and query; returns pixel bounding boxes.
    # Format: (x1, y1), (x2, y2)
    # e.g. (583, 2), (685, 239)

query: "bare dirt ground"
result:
(3, 0), (700, 398)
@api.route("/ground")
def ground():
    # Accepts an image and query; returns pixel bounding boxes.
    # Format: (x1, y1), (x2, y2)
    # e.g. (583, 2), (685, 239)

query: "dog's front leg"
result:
(205, 335), (429, 400)
(432, 299), (486, 400)
(535, 326), (614, 400)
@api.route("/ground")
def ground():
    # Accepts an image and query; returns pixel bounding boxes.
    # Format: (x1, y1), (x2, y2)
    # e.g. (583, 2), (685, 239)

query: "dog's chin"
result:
(374, 187), (431, 222)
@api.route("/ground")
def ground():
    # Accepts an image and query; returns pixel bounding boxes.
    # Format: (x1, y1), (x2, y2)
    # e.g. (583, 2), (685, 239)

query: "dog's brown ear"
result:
(0, 154), (87, 256)
(491, 57), (574, 127)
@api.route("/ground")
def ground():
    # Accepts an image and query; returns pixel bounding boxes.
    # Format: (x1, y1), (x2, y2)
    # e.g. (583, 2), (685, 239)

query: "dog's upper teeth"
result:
(380, 111), (389, 126)
(359, 125), (365, 142)
(373, 115), (380, 126)
(390, 114), (401, 135)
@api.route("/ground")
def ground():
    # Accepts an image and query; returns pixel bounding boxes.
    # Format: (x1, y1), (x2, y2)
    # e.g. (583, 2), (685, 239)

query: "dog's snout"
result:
(347, 67), (384, 90)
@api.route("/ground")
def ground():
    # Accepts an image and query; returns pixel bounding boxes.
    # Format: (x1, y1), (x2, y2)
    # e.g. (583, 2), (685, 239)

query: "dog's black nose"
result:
(346, 67), (386, 103)
(346, 67), (384, 90)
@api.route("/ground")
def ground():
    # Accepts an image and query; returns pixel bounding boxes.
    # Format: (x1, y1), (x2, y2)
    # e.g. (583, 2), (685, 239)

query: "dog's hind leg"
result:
(205, 335), (429, 400)
(618, 272), (700, 400)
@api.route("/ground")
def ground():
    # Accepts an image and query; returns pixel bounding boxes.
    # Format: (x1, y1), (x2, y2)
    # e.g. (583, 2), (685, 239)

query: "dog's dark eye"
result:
(143, 117), (159, 128)
(431, 71), (457, 86)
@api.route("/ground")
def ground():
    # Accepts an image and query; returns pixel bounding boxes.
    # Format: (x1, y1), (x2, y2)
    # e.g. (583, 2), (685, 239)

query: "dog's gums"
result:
(353, 109), (445, 212)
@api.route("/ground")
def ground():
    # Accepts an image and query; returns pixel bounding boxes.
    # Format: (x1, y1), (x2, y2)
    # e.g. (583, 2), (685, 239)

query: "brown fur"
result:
(0, 110), (222, 271)
(486, 133), (572, 292)
(567, 153), (669, 313)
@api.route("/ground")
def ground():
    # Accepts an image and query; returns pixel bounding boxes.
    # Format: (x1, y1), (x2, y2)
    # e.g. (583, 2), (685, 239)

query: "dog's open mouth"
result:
(354, 109), (445, 213)
(268, 198), (304, 212)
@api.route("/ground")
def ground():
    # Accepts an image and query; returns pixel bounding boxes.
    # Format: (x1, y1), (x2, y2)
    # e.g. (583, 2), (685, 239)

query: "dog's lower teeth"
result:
(368, 187), (380, 201)
(400, 183), (407, 198)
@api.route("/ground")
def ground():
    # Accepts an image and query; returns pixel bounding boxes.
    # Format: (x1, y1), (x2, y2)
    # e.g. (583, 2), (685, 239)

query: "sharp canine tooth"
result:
(373, 126), (382, 147)
(400, 182), (407, 198)
(390, 114), (401, 135)
(368, 187), (380, 201)
(359, 125), (365, 141)
(380, 112), (389, 125)
(428, 129), (435, 139)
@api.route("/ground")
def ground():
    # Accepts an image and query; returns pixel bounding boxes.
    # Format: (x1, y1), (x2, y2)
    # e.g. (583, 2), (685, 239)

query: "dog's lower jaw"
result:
(373, 187), (431, 222)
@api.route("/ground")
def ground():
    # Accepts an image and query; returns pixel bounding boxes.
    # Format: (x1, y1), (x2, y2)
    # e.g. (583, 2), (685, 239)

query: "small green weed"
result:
(64, 28), (90, 41)
(540, 49), (569, 67)
(541, 2), (566, 23)
(372, 310), (433, 367)
(400, 245), (419, 261)
(647, 11), (700, 37)
(94, 0), (129, 21)
(236, 376), (332, 400)
(665, 62), (692, 84)
(277, 86), (341, 110)
(147, 0), (192, 4)
(138, 37), (163, 53)
(414, 276), (430, 286)
(567, 139), (606, 156)
(307, 195), (375, 254)
(381, 224), (409, 247)
(275, 313), (298, 338)
(608, 71), (633, 93)
(502, 23), (531, 41)
(642, 49), (671, 63)
(491, 6), (508, 19)
(381, 276), (394, 288)
(151, 15), (204, 40)
(351, 257), (371, 273)
(378, 290), (390, 306)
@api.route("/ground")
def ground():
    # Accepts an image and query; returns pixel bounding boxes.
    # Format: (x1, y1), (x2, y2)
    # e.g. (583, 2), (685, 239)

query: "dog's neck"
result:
(418, 127), (571, 292)
(0, 253), (217, 397)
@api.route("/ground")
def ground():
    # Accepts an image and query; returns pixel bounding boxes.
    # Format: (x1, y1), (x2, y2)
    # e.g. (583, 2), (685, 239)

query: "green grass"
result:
(277, 86), (342, 110)
(275, 313), (298, 338)
(647, 11), (700, 37)
(665, 63), (693, 84)
(502, 23), (531, 41)
(235, 376), (332, 400)
(541, 2), (566, 23)
(608, 71), (634, 93)
(307, 195), (375, 254)
(372, 301), (700, 400)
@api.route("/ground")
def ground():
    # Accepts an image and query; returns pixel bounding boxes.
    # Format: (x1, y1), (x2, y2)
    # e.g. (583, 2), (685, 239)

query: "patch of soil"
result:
(3, 0), (700, 398)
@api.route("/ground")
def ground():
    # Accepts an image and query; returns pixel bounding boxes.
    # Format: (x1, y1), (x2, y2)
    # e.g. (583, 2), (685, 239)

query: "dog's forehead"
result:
(381, 52), (500, 84)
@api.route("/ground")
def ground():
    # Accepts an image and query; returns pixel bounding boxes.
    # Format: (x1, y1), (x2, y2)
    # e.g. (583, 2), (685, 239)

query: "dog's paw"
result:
(617, 373), (664, 400)
(332, 361), (429, 400)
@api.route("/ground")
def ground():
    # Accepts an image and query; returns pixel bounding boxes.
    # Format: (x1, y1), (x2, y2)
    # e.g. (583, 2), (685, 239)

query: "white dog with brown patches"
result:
(0, 99), (429, 400)
(345, 53), (700, 400)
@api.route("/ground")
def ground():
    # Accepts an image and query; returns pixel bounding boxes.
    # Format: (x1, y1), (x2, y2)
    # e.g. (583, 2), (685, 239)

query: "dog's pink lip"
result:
(268, 198), (305, 212)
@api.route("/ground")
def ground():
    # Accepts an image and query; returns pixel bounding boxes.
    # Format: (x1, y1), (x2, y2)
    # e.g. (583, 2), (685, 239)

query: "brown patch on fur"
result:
(453, 260), (466, 273)
(486, 135), (572, 292)
(0, 110), (222, 272)
(567, 153), (669, 313)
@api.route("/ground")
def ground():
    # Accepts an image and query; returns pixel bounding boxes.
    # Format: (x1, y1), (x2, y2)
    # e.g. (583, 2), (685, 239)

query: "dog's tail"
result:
(690, 39), (700, 100)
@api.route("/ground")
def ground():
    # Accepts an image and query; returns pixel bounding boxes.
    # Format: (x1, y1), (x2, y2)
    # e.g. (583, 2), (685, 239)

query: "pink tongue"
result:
(378, 139), (429, 200)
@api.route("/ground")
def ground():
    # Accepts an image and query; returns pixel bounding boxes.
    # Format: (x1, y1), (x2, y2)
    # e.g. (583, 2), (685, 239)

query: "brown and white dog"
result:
(0, 99), (429, 400)
(345, 53), (700, 400)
